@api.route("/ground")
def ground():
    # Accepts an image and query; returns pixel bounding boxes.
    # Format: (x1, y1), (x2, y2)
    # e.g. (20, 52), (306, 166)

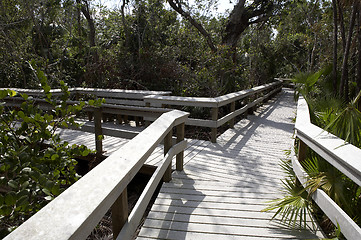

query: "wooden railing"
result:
(3, 87), (171, 103)
(2, 87), (171, 127)
(2, 80), (282, 145)
(275, 77), (294, 88)
(144, 80), (282, 142)
(4, 110), (189, 240)
(293, 97), (361, 239)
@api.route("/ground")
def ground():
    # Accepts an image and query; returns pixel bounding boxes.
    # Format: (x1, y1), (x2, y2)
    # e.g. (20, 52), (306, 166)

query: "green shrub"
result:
(0, 73), (100, 237)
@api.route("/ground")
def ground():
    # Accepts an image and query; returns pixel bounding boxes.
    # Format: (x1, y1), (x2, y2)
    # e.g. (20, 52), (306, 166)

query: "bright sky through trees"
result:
(96, 0), (234, 14)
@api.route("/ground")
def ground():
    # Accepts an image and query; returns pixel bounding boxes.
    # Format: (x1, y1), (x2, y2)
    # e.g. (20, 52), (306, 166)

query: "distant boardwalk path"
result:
(136, 89), (324, 240)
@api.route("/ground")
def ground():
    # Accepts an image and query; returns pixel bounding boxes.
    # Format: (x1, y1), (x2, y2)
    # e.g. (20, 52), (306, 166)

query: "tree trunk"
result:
(337, 0), (346, 49)
(78, 0), (98, 63)
(339, 2), (357, 102)
(332, 0), (338, 95)
(222, 0), (249, 48)
(357, 5), (361, 96)
(222, 0), (273, 49)
(309, 35), (317, 72)
(167, 0), (217, 52)
(121, 0), (130, 49)
(168, 0), (273, 55)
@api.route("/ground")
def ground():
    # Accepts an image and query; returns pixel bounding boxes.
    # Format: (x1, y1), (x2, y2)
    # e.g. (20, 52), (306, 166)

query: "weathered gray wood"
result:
(298, 139), (307, 162)
(295, 98), (361, 186)
(163, 131), (173, 182)
(117, 140), (187, 240)
(211, 107), (218, 143)
(176, 123), (185, 171)
(104, 98), (145, 106)
(111, 188), (128, 239)
(229, 101), (236, 128)
(293, 96), (361, 239)
(216, 105), (248, 127)
(144, 95), (218, 108)
(73, 87), (171, 99)
(94, 107), (103, 158)
(139, 220), (320, 239)
(292, 152), (361, 240)
(186, 118), (216, 128)
(143, 81), (282, 110)
(138, 89), (323, 240)
(214, 81), (281, 107)
(71, 120), (143, 140)
(4, 110), (189, 240)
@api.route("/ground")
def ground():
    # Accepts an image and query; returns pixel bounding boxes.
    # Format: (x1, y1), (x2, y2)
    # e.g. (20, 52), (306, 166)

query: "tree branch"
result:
(222, 0), (274, 48)
(167, 0), (217, 52)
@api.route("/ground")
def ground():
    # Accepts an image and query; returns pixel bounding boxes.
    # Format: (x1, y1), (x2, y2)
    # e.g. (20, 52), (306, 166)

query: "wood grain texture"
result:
(138, 89), (324, 240)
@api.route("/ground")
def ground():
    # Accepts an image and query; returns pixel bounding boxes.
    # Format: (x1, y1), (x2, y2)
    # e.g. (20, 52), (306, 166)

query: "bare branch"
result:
(167, 0), (217, 52)
(222, 0), (274, 48)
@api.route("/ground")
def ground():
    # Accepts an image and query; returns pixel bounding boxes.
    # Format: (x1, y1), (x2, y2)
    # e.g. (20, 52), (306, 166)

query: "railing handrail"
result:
(144, 80), (282, 142)
(0, 87), (171, 96)
(2, 81), (282, 143)
(144, 81), (280, 107)
(293, 97), (361, 240)
(295, 97), (361, 186)
(4, 110), (189, 240)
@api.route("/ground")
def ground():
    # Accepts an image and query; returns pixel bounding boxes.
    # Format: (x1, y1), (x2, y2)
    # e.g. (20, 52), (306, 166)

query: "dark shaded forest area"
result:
(1, 0), (360, 99)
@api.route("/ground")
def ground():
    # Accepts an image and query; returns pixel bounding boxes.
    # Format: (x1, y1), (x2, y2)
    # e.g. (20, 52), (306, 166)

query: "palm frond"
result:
(324, 90), (361, 148)
(263, 179), (312, 229)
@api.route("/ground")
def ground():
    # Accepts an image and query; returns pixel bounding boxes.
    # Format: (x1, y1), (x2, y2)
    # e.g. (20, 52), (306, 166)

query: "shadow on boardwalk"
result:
(137, 89), (324, 239)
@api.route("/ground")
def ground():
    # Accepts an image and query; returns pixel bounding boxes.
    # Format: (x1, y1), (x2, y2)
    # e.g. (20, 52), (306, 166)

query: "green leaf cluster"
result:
(266, 68), (361, 237)
(0, 71), (98, 238)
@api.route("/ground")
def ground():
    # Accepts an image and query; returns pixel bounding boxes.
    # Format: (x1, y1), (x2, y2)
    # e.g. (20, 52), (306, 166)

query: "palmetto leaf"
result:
(302, 156), (355, 216)
(324, 90), (361, 148)
(263, 179), (313, 229)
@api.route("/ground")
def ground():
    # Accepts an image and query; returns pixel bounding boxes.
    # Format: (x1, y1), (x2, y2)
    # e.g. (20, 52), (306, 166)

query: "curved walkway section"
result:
(137, 89), (324, 240)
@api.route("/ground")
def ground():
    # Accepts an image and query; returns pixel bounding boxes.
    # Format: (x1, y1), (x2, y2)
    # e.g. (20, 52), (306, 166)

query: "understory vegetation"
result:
(0, 70), (103, 238)
(1, 0), (361, 238)
(264, 69), (361, 239)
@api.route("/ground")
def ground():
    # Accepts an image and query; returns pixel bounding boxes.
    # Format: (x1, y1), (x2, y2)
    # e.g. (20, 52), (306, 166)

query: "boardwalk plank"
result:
(56, 89), (324, 239)
(138, 226), (320, 240)
(137, 89), (324, 239)
(140, 219), (321, 239)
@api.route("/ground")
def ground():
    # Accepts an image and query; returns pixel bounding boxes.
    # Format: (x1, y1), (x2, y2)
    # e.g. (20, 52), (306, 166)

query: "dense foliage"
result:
(264, 69), (361, 238)
(1, 0), (359, 98)
(0, 72), (100, 237)
(1, 0), (361, 237)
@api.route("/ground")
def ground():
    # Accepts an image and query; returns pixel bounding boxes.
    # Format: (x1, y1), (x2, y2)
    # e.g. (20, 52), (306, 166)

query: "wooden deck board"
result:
(56, 89), (324, 239)
(137, 89), (324, 240)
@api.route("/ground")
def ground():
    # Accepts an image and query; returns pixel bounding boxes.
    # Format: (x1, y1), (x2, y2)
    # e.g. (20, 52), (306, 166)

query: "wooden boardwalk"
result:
(57, 126), (211, 169)
(137, 89), (324, 240)
(57, 89), (324, 239)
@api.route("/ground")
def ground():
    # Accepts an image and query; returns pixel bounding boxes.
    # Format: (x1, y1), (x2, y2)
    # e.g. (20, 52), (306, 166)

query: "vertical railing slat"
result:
(111, 188), (128, 239)
(163, 131), (173, 182)
(176, 123), (185, 171)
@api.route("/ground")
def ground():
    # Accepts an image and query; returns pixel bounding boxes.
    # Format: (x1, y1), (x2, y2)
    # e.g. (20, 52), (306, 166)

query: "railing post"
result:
(94, 107), (103, 159)
(87, 112), (93, 121)
(176, 123), (185, 171)
(229, 101), (236, 128)
(211, 107), (218, 143)
(145, 102), (151, 127)
(298, 139), (307, 162)
(252, 93), (258, 112)
(117, 114), (123, 124)
(111, 188), (128, 239)
(247, 96), (254, 115)
(123, 115), (129, 125)
(163, 130), (173, 182)
(102, 113), (108, 122)
(135, 116), (141, 126)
